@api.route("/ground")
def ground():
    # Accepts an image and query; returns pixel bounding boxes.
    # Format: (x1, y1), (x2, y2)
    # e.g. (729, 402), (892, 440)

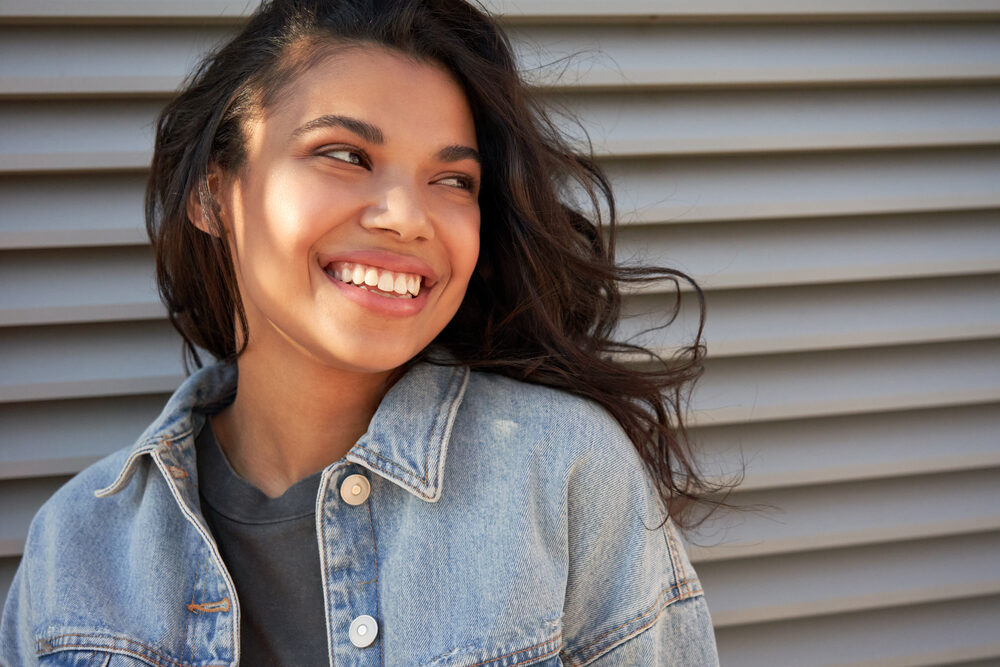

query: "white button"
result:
(349, 614), (378, 647)
(340, 474), (371, 505)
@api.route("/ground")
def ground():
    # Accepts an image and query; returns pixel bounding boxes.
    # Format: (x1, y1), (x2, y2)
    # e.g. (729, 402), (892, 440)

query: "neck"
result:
(211, 340), (393, 498)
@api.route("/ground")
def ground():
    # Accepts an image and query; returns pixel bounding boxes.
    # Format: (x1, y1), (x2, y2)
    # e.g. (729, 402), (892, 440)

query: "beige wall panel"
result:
(1, 2), (998, 662)
(715, 595), (1000, 666)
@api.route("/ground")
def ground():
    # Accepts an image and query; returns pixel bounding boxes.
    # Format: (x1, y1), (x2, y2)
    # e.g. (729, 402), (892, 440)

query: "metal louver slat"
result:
(688, 469), (1000, 562)
(608, 149), (1000, 223)
(0, 25), (228, 97)
(693, 340), (1000, 425)
(512, 22), (1000, 88)
(617, 210), (1000, 290)
(0, 246), (160, 326)
(0, 321), (185, 402)
(0, 99), (157, 173)
(0, 394), (169, 479)
(714, 595), (1000, 667)
(558, 86), (1000, 156)
(0, 174), (148, 249)
(700, 532), (1000, 626)
(692, 403), (1000, 490)
(4, 0), (1000, 21)
(4, 21), (1000, 96)
(622, 276), (1000, 357)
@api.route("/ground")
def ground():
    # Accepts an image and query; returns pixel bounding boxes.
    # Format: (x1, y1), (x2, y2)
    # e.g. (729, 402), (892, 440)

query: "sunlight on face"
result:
(217, 45), (481, 375)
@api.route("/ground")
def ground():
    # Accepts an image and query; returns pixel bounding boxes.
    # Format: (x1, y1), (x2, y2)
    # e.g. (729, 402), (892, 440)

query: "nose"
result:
(360, 182), (434, 241)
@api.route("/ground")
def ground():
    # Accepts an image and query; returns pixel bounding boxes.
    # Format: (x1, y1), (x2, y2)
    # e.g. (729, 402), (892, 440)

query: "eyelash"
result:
(436, 174), (476, 191)
(316, 145), (477, 192)
(319, 146), (370, 168)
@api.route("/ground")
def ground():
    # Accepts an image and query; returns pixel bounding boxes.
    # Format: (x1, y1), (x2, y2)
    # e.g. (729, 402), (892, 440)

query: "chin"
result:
(315, 339), (425, 376)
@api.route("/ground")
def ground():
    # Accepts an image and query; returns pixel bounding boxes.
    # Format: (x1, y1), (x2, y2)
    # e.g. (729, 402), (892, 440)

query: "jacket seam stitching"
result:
(181, 541), (203, 663)
(463, 634), (562, 667)
(149, 450), (241, 663)
(366, 499), (385, 667)
(37, 636), (224, 667)
(424, 367), (450, 490)
(663, 520), (687, 583)
(349, 365), (466, 497)
(316, 468), (338, 667)
(561, 578), (704, 666)
(350, 454), (435, 499)
(352, 445), (430, 489)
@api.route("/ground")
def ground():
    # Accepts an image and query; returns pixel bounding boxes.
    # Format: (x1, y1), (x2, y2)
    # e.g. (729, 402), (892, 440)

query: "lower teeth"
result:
(326, 268), (416, 298)
(347, 280), (413, 299)
(358, 285), (411, 299)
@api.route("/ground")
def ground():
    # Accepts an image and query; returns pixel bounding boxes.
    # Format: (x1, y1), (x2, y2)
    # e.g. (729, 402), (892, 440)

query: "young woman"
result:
(2, 0), (721, 664)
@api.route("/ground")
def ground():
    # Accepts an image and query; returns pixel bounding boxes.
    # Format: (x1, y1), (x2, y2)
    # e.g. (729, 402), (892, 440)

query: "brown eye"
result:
(320, 147), (370, 168)
(436, 175), (475, 191)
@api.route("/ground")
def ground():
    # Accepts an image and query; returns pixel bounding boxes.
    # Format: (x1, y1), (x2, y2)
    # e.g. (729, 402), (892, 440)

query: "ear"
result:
(186, 167), (227, 237)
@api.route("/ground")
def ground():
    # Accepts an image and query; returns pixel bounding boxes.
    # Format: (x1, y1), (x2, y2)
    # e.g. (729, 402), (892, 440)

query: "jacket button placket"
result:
(319, 464), (382, 666)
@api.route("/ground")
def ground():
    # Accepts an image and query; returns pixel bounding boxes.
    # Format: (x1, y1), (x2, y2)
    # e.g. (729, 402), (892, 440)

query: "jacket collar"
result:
(97, 358), (470, 503)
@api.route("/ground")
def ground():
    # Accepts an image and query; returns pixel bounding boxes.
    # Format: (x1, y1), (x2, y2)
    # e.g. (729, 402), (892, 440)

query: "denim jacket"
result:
(2, 360), (719, 666)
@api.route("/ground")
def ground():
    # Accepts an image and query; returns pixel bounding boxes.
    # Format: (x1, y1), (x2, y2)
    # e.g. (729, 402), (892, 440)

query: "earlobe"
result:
(186, 169), (227, 238)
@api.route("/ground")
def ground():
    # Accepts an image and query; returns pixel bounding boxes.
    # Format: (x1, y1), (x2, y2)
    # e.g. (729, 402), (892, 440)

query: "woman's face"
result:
(215, 46), (481, 374)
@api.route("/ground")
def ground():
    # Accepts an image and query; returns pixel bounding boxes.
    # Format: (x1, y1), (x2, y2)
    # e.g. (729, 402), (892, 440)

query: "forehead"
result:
(258, 45), (477, 145)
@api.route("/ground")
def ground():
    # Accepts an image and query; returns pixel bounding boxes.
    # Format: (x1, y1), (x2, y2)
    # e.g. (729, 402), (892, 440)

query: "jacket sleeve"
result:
(1, 558), (38, 666)
(557, 412), (720, 666)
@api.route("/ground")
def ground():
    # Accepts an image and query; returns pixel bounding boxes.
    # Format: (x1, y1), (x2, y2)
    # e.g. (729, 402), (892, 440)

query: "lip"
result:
(318, 250), (439, 288)
(318, 250), (438, 318)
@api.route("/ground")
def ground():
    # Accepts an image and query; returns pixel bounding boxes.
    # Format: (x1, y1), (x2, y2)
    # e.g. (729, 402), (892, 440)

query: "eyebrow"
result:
(291, 114), (480, 165)
(437, 144), (481, 166)
(291, 114), (384, 144)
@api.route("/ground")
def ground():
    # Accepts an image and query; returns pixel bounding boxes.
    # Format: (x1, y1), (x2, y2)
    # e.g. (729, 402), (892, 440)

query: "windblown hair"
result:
(147, 0), (726, 529)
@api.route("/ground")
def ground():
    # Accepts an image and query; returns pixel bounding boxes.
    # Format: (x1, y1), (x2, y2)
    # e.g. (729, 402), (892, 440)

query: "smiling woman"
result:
(208, 48), (481, 380)
(202, 47), (484, 498)
(1, 1), (720, 666)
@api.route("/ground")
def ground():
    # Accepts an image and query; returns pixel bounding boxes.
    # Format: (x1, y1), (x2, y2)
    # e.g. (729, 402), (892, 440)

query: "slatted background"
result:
(2, 1), (1000, 664)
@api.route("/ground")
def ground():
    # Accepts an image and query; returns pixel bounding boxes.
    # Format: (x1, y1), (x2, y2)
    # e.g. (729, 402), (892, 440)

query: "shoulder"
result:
(463, 369), (615, 424)
(7, 445), (153, 639)
(28, 445), (140, 536)
(455, 369), (652, 520)
(457, 372), (716, 664)
(458, 370), (651, 514)
(460, 369), (637, 466)
(21, 445), (150, 571)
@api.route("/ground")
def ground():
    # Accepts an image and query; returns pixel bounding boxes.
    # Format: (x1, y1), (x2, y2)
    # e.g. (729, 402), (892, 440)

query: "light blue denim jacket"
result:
(2, 360), (719, 666)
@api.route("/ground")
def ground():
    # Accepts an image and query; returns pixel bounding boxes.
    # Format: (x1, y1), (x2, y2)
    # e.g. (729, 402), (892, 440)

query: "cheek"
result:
(447, 213), (481, 283)
(239, 166), (363, 271)
(256, 169), (331, 245)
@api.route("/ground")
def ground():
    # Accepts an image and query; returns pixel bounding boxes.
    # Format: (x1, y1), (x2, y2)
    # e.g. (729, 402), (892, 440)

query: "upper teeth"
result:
(328, 261), (421, 297)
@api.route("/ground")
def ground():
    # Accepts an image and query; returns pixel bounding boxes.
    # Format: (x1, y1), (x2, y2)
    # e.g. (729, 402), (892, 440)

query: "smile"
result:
(324, 261), (423, 299)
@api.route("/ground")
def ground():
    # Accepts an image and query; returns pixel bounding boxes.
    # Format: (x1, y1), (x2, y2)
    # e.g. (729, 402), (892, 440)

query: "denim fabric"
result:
(1, 360), (719, 666)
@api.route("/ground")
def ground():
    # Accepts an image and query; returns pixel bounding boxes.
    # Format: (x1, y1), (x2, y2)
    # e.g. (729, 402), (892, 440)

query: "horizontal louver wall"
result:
(2, 1), (999, 664)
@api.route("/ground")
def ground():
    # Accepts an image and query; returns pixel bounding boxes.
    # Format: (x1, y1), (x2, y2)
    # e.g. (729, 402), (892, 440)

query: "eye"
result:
(318, 146), (370, 168)
(435, 174), (477, 191)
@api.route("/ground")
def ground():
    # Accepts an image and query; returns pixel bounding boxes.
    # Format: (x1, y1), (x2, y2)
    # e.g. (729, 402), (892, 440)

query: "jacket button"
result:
(340, 473), (371, 505)
(349, 614), (379, 647)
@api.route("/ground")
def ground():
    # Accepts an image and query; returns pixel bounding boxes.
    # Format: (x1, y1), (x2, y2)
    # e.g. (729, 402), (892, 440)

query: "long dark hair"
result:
(147, 0), (726, 529)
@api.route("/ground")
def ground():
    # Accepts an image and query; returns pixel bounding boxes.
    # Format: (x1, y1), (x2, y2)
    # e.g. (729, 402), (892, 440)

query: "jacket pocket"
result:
(39, 650), (157, 667)
(422, 632), (563, 667)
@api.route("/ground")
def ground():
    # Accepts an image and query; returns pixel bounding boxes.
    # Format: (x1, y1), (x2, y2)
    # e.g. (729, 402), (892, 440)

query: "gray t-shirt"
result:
(195, 419), (328, 666)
